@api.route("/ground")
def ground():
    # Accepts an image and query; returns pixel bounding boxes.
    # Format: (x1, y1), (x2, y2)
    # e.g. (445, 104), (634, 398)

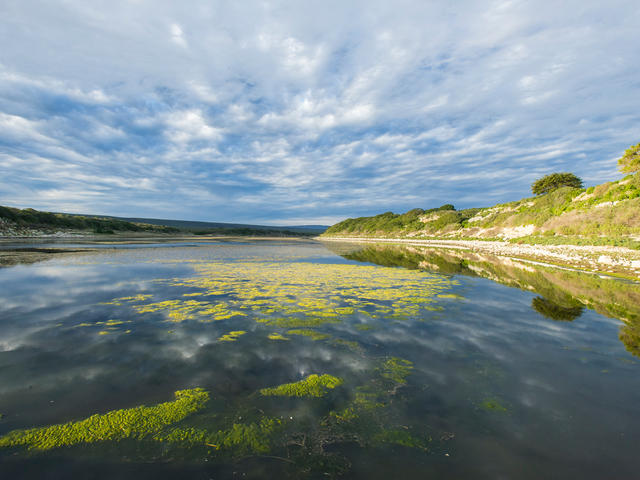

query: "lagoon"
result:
(0, 239), (638, 478)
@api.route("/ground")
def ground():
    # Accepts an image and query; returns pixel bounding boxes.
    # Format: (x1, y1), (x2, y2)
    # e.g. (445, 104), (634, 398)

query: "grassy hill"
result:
(0, 206), (179, 235)
(67, 215), (327, 235)
(0, 206), (327, 237)
(323, 173), (640, 248)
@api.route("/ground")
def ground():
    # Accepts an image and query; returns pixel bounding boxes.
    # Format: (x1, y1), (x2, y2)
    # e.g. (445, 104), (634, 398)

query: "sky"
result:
(1, 0), (639, 225)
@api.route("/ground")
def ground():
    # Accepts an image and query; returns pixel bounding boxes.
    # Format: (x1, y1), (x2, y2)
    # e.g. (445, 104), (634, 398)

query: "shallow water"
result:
(0, 239), (638, 479)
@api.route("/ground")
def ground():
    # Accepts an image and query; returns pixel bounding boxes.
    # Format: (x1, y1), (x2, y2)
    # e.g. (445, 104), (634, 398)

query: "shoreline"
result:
(319, 236), (640, 280)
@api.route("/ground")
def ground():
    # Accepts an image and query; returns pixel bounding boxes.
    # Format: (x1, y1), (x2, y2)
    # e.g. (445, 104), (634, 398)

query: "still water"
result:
(0, 239), (638, 479)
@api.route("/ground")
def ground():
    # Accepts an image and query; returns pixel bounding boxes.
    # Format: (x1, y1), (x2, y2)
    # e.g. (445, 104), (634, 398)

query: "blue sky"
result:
(1, 1), (639, 225)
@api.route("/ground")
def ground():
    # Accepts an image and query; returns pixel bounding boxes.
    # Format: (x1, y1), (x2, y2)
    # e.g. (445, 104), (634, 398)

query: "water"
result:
(0, 239), (638, 479)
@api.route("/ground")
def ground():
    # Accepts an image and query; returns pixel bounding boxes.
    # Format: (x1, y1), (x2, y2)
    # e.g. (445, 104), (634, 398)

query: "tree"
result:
(618, 142), (640, 173)
(531, 172), (583, 196)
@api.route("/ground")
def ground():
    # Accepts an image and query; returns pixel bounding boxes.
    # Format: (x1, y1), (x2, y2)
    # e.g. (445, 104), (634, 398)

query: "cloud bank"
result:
(1, 0), (639, 224)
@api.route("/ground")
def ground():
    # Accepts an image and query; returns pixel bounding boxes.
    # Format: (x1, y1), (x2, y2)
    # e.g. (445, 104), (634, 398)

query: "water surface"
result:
(0, 239), (638, 479)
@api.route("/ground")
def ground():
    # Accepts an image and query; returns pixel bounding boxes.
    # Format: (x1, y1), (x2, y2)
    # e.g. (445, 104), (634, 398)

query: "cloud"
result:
(0, 0), (639, 224)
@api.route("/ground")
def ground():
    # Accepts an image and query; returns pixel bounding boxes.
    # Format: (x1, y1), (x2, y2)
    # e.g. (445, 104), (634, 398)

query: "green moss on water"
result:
(257, 317), (338, 328)
(355, 324), (374, 331)
(286, 329), (330, 341)
(372, 429), (431, 450)
(260, 374), (343, 397)
(0, 389), (209, 450)
(267, 332), (289, 340)
(156, 417), (282, 455)
(379, 357), (413, 384)
(218, 330), (246, 342)
(332, 338), (362, 352)
(481, 398), (508, 412)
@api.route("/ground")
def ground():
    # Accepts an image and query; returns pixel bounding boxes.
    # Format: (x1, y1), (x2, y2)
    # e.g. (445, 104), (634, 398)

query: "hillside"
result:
(0, 206), (327, 237)
(323, 173), (640, 248)
(0, 206), (179, 236)
(67, 215), (327, 235)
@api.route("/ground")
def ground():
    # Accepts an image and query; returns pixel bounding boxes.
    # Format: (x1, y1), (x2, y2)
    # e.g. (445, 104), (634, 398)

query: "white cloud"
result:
(164, 109), (224, 143)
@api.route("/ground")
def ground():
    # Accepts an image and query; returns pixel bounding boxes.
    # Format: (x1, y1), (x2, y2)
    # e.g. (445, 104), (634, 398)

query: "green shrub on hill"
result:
(531, 173), (583, 196)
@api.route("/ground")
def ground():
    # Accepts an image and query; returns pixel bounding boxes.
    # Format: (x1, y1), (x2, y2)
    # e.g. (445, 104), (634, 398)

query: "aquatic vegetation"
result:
(156, 417), (282, 455)
(437, 293), (464, 300)
(372, 429), (431, 450)
(218, 330), (246, 342)
(480, 398), (508, 412)
(355, 324), (374, 331)
(267, 332), (289, 340)
(286, 329), (330, 341)
(260, 374), (343, 397)
(99, 294), (152, 306)
(256, 316), (339, 328)
(102, 261), (456, 332)
(378, 357), (414, 384)
(332, 338), (362, 352)
(0, 389), (209, 450)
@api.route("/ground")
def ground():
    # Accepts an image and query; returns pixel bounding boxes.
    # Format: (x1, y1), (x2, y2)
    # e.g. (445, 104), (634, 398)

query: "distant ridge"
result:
(65, 214), (328, 234)
(0, 205), (328, 236)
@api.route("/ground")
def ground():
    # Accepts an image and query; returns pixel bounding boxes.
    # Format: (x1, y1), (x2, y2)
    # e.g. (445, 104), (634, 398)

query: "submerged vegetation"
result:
(0, 389), (209, 450)
(218, 330), (246, 342)
(0, 355), (443, 468)
(260, 374), (344, 397)
(98, 261), (456, 333)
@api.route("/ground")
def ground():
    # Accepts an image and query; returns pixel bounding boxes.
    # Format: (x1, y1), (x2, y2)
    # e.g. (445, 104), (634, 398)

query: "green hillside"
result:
(0, 206), (325, 237)
(0, 206), (179, 235)
(323, 173), (640, 248)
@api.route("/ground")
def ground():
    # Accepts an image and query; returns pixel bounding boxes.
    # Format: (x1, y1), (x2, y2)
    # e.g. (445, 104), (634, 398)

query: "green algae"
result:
(0, 388), (209, 451)
(332, 338), (362, 352)
(267, 332), (289, 340)
(372, 429), (431, 450)
(480, 398), (508, 412)
(156, 417), (282, 455)
(218, 330), (246, 342)
(437, 293), (464, 300)
(260, 374), (343, 397)
(257, 316), (339, 328)
(355, 324), (374, 331)
(103, 260), (456, 333)
(286, 329), (330, 341)
(379, 357), (414, 384)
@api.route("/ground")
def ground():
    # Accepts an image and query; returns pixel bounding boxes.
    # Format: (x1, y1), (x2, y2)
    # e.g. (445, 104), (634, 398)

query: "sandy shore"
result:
(320, 236), (640, 279)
